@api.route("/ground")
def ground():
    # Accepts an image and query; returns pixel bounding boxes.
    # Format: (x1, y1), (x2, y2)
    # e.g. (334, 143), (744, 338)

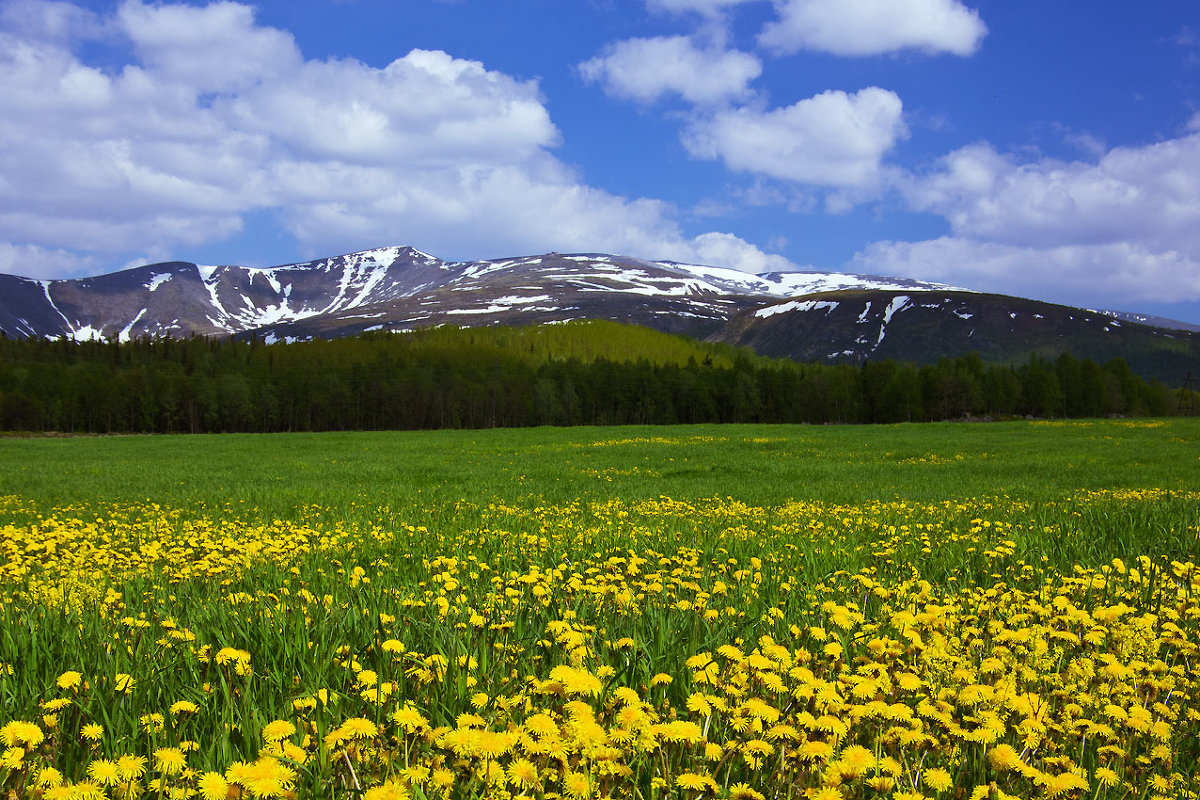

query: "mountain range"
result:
(2, 246), (1197, 383)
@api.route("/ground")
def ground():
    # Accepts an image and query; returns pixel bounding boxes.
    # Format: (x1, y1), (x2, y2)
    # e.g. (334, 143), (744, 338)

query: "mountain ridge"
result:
(1, 246), (1197, 384)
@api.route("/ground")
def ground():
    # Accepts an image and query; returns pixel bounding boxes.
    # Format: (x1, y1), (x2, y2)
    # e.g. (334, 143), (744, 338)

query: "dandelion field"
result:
(1, 420), (1199, 800)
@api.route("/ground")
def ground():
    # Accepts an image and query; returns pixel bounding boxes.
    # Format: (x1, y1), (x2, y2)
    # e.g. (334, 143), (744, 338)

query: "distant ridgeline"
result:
(0, 321), (1188, 433)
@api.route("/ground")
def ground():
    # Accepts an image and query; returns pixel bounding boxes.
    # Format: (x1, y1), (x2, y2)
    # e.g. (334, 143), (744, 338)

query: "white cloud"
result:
(117, 0), (301, 91)
(0, 0), (793, 277)
(579, 35), (761, 106)
(901, 136), (1200, 251)
(853, 132), (1200, 306)
(759, 0), (986, 57)
(0, 241), (98, 279)
(646, 0), (758, 16)
(685, 231), (795, 272)
(682, 87), (907, 188)
(0, 0), (104, 43)
(852, 238), (1200, 306)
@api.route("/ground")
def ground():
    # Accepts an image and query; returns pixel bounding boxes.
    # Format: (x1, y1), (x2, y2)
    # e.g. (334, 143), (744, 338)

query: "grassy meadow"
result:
(1, 420), (1198, 799)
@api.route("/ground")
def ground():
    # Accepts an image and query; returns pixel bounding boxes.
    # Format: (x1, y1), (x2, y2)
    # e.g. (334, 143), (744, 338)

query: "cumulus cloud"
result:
(852, 132), (1200, 306)
(682, 87), (907, 189)
(579, 35), (761, 106)
(852, 238), (1200, 307)
(0, 0), (791, 277)
(686, 231), (795, 272)
(759, 0), (986, 57)
(901, 137), (1200, 251)
(0, 241), (100, 279)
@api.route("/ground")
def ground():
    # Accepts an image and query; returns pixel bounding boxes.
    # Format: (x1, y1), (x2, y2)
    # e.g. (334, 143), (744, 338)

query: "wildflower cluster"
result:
(1, 486), (1198, 799)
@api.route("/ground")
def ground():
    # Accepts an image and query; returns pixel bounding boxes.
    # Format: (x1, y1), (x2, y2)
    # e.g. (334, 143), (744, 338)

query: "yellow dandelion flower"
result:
(1, 720), (45, 747)
(923, 766), (953, 792)
(56, 671), (83, 691)
(431, 768), (454, 789)
(36, 767), (65, 788)
(340, 717), (379, 740)
(81, 722), (103, 741)
(86, 762), (121, 786)
(364, 779), (410, 800)
(0, 748), (25, 771)
(675, 771), (716, 791)
(154, 746), (187, 775)
(116, 754), (148, 781)
(729, 782), (765, 800)
(508, 758), (539, 790)
(800, 739), (834, 762)
(197, 771), (230, 800)
(392, 705), (429, 733)
(838, 744), (875, 776)
(562, 771), (591, 799)
(65, 780), (104, 800)
(170, 700), (200, 716)
(987, 743), (1022, 772)
(261, 720), (296, 743)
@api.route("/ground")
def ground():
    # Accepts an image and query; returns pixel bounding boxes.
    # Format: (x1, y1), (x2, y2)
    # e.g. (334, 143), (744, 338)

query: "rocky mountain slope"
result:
(1, 246), (1196, 383)
(0, 247), (953, 341)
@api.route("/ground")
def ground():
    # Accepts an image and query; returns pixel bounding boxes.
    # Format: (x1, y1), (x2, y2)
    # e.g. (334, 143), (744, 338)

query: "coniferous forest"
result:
(0, 321), (1187, 433)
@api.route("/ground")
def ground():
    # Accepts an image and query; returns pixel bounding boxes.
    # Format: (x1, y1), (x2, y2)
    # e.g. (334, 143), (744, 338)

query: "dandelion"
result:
(987, 743), (1023, 772)
(36, 767), (65, 788)
(170, 700), (200, 716)
(116, 755), (148, 781)
(923, 766), (954, 792)
(197, 771), (229, 800)
(339, 717), (379, 739)
(562, 771), (591, 799)
(86, 762), (121, 786)
(675, 771), (716, 791)
(1, 720), (44, 748)
(507, 758), (539, 790)
(729, 783), (765, 800)
(838, 744), (875, 777)
(392, 705), (429, 733)
(154, 746), (187, 775)
(431, 768), (455, 790)
(0, 748), (25, 770)
(56, 671), (83, 691)
(364, 780), (410, 800)
(261, 719), (296, 743)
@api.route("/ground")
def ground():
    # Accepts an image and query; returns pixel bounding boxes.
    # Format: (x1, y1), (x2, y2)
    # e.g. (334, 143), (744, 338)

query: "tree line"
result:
(0, 324), (1187, 433)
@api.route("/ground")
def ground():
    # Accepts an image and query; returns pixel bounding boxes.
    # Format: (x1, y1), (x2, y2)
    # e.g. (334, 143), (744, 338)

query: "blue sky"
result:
(2, 0), (1199, 323)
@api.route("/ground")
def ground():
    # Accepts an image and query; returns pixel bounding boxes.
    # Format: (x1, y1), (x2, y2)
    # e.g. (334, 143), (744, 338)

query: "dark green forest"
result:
(0, 321), (1188, 433)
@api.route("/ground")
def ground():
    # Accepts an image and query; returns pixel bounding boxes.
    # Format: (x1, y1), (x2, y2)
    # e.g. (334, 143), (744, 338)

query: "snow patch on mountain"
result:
(755, 299), (839, 319)
(146, 273), (172, 292)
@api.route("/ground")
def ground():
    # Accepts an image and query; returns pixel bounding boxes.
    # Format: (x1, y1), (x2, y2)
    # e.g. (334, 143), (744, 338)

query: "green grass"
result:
(2, 419), (1197, 514)
(2, 420), (1199, 797)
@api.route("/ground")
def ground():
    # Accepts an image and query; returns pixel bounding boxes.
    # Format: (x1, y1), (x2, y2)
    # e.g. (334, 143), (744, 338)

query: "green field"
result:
(3, 419), (1197, 508)
(1, 420), (1198, 799)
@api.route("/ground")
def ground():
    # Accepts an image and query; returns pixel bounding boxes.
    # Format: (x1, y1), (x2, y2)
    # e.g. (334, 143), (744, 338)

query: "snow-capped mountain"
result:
(0, 247), (961, 343)
(0, 246), (1195, 383)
